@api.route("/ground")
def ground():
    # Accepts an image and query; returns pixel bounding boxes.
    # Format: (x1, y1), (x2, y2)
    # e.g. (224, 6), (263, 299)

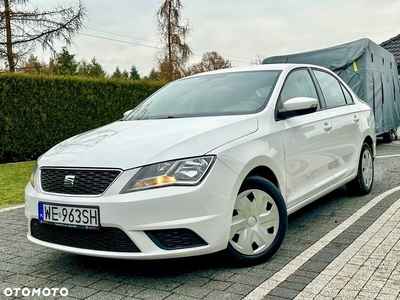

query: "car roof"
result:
(184, 63), (328, 79)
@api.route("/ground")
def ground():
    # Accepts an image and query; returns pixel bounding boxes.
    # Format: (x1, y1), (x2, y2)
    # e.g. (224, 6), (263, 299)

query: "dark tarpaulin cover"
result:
(263, 38), (400, 135)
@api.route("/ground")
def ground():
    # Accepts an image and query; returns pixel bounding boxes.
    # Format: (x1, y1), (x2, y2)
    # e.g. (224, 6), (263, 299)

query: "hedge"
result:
(0, 74), (164, 163)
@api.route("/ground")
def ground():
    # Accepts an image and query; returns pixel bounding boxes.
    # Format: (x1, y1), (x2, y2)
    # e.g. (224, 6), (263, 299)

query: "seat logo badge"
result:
(64, 175), (76, 187)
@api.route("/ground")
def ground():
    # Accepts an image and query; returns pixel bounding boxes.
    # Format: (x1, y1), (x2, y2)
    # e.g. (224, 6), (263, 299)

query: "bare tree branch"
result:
(156, 0), (192, 82)
(187, 51), (232, 76)
(0, 0), (86, 72)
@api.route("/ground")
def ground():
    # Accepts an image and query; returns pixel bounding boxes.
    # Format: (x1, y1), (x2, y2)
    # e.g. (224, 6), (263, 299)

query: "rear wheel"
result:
(227, 176), (287, 266)
(346, 143), (374, 195)
(390, 129), (398, 141)
(382, 131), (394, 143)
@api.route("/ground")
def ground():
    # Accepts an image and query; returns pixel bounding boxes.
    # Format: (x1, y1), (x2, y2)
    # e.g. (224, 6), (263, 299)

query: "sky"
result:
(36, 0), (400, 77)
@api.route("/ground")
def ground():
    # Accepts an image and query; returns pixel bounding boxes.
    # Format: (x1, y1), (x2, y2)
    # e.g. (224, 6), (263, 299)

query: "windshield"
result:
(126, 70), (281, 120)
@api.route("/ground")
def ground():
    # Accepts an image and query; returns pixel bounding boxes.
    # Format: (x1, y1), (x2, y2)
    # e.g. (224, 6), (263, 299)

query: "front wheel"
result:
(226, 176), (287, 266)
(346, 143), (374, 195)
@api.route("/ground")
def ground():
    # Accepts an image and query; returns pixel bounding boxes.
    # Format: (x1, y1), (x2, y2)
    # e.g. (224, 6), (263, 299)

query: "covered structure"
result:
(263, 38), (400, 138)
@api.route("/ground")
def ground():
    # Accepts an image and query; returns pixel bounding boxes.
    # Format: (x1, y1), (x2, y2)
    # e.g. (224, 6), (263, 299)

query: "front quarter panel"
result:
(212, 110), (286, 208)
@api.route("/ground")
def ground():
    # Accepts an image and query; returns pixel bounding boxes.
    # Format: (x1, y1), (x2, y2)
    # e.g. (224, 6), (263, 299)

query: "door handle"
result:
(354, 115), (360, 123)
(323, 122), (332, 131)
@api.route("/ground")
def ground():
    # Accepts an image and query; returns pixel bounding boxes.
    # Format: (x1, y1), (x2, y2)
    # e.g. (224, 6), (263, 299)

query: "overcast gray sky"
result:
(37, 0), (400, 77)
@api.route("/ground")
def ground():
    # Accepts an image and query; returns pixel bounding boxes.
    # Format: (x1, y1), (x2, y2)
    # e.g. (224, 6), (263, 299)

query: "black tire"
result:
(382, 131), (393, 143)
(390, 129), (397, 141)
(226, 176), (287, 266)
(346, 143), (374, 195)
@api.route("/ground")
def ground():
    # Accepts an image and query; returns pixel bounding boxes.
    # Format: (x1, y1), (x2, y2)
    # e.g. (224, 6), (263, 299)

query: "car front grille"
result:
(40, 168), (121, 195)
(30, 219), (141, 253)
(145, 229), (208, 250)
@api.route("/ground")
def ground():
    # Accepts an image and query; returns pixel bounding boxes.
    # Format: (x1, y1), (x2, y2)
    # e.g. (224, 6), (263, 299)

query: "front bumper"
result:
(25, 159), (239, 259)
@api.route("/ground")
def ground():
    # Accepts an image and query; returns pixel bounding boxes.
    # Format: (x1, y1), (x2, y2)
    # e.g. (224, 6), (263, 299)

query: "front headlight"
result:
(121, 156), (215, 193)
(29, 163), (38, 188)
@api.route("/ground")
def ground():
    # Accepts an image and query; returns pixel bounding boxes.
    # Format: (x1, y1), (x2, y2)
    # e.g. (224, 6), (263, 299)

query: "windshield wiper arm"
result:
(152, 115), (181, 119)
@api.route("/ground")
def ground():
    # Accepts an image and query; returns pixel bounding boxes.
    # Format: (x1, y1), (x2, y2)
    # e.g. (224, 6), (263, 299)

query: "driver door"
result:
(276, 68), (335, 209)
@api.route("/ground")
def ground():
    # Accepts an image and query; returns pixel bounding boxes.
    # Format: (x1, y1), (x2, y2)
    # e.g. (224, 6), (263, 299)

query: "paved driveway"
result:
(1, 139), (400, 299)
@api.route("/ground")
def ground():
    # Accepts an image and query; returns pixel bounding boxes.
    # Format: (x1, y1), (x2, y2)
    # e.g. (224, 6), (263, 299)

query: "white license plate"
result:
(38, 203), (100, 230)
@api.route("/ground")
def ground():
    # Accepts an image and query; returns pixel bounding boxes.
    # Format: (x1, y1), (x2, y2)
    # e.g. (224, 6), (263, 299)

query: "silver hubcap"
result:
(230, 189), (280, 255)
(361, 149), (373, 188)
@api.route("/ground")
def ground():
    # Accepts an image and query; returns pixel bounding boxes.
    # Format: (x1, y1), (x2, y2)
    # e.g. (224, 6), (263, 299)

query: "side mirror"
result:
(278, 97), (318, 119)
(283, 97), (318, 111)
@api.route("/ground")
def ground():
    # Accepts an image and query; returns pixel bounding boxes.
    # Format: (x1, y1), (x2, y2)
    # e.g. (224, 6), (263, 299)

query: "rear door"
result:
(311, 68), (360, 182)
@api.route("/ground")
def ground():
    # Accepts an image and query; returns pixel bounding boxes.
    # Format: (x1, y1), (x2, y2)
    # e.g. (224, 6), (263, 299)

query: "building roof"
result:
(380, 34), (400, 64)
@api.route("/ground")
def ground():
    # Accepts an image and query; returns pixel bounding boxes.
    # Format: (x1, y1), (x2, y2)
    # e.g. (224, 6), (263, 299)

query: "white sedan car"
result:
(25, 64), (376, 265)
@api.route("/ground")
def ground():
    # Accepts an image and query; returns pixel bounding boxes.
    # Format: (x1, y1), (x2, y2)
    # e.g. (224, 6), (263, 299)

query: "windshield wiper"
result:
(152, 115), (182, 119)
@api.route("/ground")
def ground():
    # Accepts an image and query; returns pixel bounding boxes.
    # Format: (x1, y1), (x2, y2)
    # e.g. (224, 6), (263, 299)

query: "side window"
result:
(313, 70), (347, 108)
(280, 69), (319, 106)
(342, 85), (354, 104)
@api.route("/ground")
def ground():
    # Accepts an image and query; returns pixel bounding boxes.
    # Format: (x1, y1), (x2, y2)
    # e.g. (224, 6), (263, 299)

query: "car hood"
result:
(38, 115), (258, 169)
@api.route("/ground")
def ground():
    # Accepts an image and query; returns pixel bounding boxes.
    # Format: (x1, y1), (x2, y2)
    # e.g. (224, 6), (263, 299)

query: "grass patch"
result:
(0, 161), (35, 208)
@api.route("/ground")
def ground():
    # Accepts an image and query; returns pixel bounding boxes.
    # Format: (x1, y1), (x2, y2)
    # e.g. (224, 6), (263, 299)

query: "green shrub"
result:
(0, 74), (164, 163)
